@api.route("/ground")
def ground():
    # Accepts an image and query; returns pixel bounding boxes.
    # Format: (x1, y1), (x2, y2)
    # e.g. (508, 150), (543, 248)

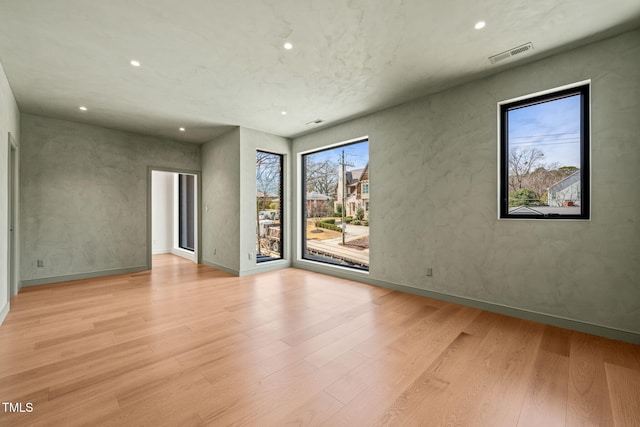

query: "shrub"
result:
(363, 221), (369, 226)
(356, 208), (365, 221)
(509, 188), (540, 206)
(315, 221), (341, 231)
(540, 192), (549, 206)
(320, 218), (335, 225)
(344, 216), (353, 224)
(352, 220), (361, 225)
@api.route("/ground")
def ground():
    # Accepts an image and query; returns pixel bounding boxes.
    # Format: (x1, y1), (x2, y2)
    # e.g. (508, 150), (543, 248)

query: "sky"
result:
(508, 94), (581, 168)
(306, 139), (369, 170)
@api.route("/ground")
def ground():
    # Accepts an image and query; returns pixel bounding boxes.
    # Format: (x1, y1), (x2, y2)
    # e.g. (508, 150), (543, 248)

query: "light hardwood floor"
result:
(1, 254), (638, 426)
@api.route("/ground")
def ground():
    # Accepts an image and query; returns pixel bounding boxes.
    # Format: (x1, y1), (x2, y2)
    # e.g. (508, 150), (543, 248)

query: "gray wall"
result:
(201, 126), (291, 275)
(201, 128), (242, 273)
(0, 59), (20, 323)
(292, 29), (640, 336)
(20, 114), (200, 284)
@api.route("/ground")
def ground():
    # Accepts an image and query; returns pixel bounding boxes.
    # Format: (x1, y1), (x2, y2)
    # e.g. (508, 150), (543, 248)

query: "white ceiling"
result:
(0, 0), (639, 143)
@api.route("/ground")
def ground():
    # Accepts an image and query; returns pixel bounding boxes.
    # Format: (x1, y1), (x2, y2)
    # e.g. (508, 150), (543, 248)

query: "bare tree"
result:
(305, 158), (338, 195)
(256, 152), (281, 204)
(508, 147), (545, 191)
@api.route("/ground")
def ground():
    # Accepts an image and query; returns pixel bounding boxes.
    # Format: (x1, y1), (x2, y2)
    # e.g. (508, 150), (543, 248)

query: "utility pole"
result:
(339, 149), (353, 246)
(341, 150), (346, 245)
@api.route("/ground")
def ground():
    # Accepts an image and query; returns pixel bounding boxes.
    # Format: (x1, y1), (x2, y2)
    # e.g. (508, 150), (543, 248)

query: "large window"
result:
(499, 84), (590, 219)
(302, 139), (369, 271)
(256, 151), (283, 262)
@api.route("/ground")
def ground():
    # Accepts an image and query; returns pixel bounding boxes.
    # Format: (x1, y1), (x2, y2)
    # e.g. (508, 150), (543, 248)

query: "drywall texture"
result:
(238, 127), (290, 274)
(201, 128), (241, 273)
(0, 60), (20, 319)
(20, 115), (200, 283)
(292, 29), (640, 334)
(151, 171), (174, 254)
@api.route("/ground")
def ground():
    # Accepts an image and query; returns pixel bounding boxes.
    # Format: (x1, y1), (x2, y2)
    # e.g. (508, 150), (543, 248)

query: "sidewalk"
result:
(306, 226), (369, 266)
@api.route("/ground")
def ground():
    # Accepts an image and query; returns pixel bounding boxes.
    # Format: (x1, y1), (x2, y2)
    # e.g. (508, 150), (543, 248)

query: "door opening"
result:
(149, 168), (199, 268)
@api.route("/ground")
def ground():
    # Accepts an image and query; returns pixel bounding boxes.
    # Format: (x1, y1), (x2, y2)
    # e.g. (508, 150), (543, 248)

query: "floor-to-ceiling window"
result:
(302, 139), (369, 271)
(256, 151), (283, 262)
(178, 174), (195, 251)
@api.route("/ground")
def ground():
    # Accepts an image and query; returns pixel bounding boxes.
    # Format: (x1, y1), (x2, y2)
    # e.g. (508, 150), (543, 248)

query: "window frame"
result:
(256, 150), (284, 263)
(499, 83), (591, 220)
(300, 137), (369, 272)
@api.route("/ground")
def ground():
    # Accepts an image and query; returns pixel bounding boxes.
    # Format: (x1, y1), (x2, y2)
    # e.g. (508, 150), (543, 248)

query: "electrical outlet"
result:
(37, 259), (44, 267)
(426, 267), (433, 277)
(248, 253), (252, 260)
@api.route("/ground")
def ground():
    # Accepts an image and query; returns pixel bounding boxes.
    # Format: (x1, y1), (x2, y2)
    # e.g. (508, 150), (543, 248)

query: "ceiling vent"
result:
(305, 119), (324, 125)
(489, 42), (534, 64)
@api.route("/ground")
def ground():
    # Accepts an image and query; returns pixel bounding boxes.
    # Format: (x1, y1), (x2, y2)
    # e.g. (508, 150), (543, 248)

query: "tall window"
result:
(302, 139), (369, 271)
(178, 174), (195, 251)
(256, 151), (283, 262)
(499, 84), (590, 219)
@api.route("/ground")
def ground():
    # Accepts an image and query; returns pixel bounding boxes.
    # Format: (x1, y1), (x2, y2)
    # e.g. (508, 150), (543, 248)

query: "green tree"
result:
(509, 188), (539, 206)
(356, 208), (365, 221)
(558, 166), (579, 176)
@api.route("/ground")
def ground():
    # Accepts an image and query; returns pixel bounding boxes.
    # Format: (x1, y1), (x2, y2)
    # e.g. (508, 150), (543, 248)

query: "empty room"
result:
(1, 1), (639, 426)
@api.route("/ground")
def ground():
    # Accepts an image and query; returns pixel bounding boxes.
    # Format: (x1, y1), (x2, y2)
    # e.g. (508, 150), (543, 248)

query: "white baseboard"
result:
(171, 247), (196, 262)
(20, 265), (149, 287)
(292, 260), (640, 345)
(0, 301), (10, 326)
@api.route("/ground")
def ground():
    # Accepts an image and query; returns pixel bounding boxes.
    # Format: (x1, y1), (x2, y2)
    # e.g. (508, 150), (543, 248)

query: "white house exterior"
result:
(548, 171), (581, 207)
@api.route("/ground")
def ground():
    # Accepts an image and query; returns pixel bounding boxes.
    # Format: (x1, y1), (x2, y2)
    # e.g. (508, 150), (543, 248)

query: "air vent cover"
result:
(489, 42), (534, 64)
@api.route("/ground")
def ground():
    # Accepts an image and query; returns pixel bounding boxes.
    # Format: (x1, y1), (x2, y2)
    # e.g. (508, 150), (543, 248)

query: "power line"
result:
(510, 132), (579, 139)
(511, 140), (580, 147)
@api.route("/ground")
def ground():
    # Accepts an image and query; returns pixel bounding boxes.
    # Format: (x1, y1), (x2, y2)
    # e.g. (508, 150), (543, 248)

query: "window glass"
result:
(256, 151), (283, 262)
(302, 139), (369, 271)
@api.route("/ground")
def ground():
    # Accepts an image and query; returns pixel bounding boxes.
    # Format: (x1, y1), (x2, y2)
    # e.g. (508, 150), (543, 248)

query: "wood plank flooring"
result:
(0, 254), (638, 426)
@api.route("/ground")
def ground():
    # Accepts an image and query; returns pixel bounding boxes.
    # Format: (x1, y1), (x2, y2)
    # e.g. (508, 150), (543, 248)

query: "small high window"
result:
(499, 84), (590, 219)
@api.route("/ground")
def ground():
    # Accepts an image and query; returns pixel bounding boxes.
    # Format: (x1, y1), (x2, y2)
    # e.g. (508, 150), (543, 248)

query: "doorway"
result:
(149, 168), (200, 268)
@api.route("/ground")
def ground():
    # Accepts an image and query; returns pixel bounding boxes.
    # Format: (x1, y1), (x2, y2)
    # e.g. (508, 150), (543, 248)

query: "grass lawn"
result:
(305, 218), (342, 241)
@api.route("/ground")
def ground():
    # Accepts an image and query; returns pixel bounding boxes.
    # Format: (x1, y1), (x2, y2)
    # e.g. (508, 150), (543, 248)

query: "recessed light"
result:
(79, 106), (88, 111)
(283, 42), (293, 50)
(130, 60), (141, 67)
(281, 111), (288, 115)
(179, 127), (186, 131)
(475, 21), (486, 30)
